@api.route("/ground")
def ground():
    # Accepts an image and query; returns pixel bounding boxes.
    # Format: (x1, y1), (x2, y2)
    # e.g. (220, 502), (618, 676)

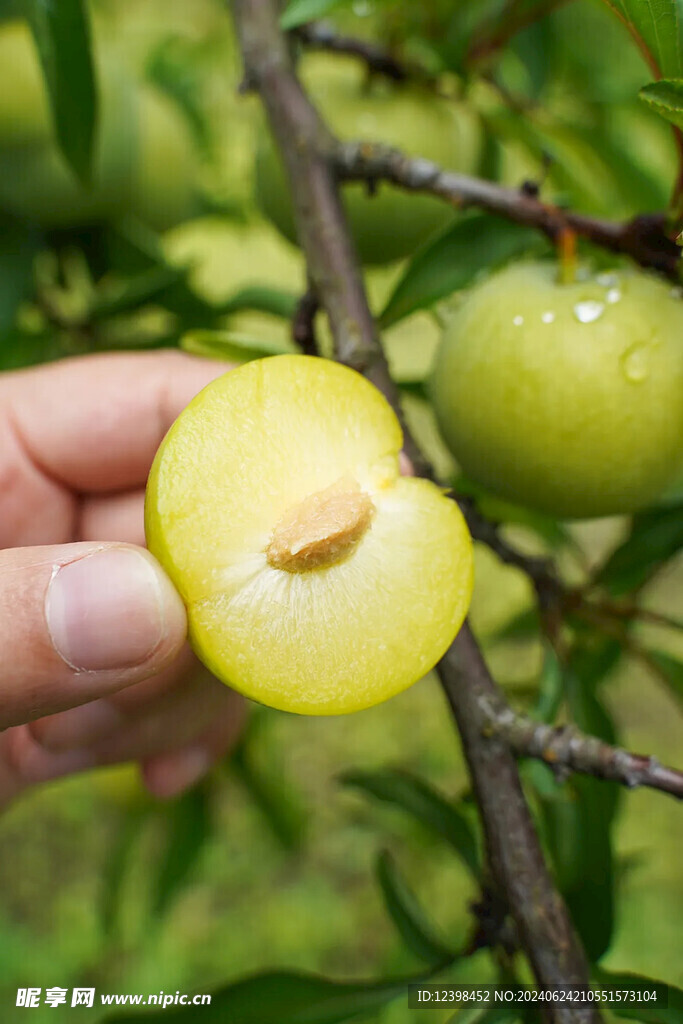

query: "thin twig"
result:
(457, 495), (563, 610)
(292, 283), (320, 356)
(334, 142), (681, 277)
(232, 2), (597, 1017)
(484, 709), (683, 800)
(292, 22), (420, 83)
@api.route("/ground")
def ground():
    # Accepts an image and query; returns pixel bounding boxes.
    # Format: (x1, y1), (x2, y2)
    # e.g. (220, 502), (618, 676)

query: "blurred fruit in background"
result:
(255, 54), (482, 265)
(0, 17), (202, 230)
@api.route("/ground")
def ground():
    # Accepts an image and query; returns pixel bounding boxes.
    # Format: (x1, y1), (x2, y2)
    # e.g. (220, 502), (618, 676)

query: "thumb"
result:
(0, 543), (187, 729)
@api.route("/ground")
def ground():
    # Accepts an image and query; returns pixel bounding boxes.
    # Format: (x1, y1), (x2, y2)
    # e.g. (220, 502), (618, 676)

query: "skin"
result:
(432, 261), (683, 519)
(0, 351), (246, 810)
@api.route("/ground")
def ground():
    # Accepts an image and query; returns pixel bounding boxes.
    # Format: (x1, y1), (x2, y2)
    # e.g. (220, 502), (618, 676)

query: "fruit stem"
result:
(556, 227), (577, 285)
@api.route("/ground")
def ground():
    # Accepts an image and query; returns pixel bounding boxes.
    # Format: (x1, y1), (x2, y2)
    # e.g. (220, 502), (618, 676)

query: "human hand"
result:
(0, 351), (246, 808)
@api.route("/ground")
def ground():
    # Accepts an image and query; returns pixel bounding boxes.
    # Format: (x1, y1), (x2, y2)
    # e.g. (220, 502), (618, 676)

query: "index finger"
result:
(1, 351), (231, 493)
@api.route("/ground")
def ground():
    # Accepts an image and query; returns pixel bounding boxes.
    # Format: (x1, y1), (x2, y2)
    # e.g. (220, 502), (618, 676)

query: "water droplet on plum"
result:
(541, 311), (555, 323)
(620, 343), (650, 383)
(513, 315), (524, 326)
(606, 288), (621, 304)
(573, 300), (605, 323)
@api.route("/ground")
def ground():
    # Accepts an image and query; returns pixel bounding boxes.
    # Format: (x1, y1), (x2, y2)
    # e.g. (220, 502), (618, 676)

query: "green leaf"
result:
(646, 650), (683, 706)
(596, 504), (683, 596)
(280, 0), (352, 31)
(216, 285), (299, 321)
(90, 265), (190, 321)
(594, 970), (683, 1024)
(107, 970), (415, 1023)
(340, 769), (481, 879)
(0, 327), (66, 371)
(493, 607), (541, 643)
(541, 641), (621, 961)
(525, 640), (622, 961)
(100, 806), (148, 938)
(181, 330), (293, 363)
(641, 78), (683, 128)
(453, 474), (577, 551)
(146, 37), (213, 158)
(228, 716), (307, 851)
(600, 0), (682, 78)
(379, 214), (539, 328)
(26, 0), (97, 185)
(0, 216), (41, 333)
(532, 646), (564, 724)
(152, 784), (211, 918)
(511, 19), (554, 98)
(375, 851), (457, 967)
(565, 639), (622, 745)
(530, 767), (616, 963)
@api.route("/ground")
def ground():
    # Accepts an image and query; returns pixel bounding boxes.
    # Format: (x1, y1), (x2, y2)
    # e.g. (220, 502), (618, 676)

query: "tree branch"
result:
(335, 142), (682, 276)
(232, 2), (597, 1018)
(484, 708), (683, 799)
(292, 22), (419, 83)
(437, 631), (595, 1019)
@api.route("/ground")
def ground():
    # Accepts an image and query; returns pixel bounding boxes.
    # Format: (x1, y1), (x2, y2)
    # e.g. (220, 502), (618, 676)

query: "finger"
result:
(62, 677), (241, 765)
(0, 351), (232, 547)
(30, 653), (229, 758)
(0, 542), (186, 728)
(28, 644), (199, 750)
(12, 683), (244, 792)
(0, 726), (97, 792)
(78, 489), (146, 546)
(141, 696), (248, 799)
(2, 687), (246, 803)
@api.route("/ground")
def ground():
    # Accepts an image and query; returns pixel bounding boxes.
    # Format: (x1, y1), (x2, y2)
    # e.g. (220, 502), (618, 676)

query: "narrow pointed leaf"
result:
(376, 851), (457, 967)
(340, 769), (481, 878)
(181, 330), (293, 363)
(100, 806), (148, 938)
(0, 216), (41, 333)
(596, 504), (683, 596)
(380, 214), (538, 328)
(27, 0), (97, 185)
(152, 784), (211, 918)
(532, 646), (564, 724)
(647, 650), (683, 707)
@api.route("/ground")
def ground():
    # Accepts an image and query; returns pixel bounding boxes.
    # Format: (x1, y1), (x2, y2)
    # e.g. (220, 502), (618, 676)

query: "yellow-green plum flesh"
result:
(432, 262), (683, 519)
(145, 355), (473, 715)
